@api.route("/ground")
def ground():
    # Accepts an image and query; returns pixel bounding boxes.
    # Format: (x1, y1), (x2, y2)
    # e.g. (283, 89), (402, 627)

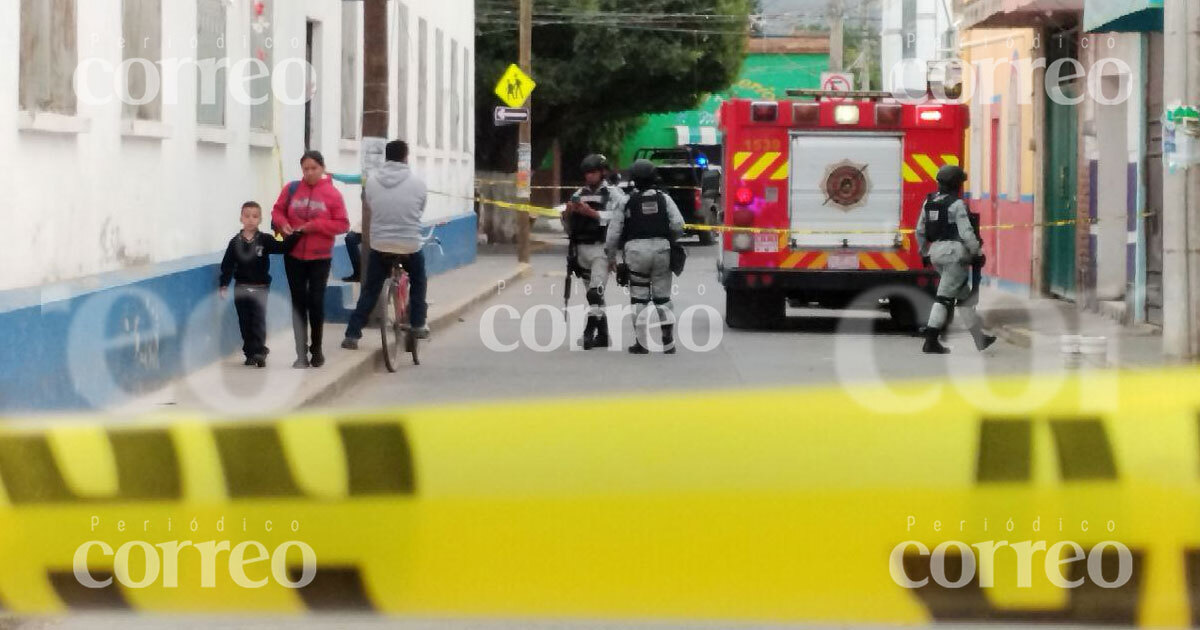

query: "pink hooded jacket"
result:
(271, 176), (350, 261)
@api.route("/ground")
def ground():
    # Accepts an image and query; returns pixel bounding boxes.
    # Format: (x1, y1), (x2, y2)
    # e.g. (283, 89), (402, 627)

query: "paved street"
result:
(322, 235), (1060, 411)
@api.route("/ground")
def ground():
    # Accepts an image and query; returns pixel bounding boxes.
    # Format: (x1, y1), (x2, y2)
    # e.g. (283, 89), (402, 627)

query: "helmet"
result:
(580, 154), (608, 173)
(630, 159), (657, 188)
(936, 165), (968, 191)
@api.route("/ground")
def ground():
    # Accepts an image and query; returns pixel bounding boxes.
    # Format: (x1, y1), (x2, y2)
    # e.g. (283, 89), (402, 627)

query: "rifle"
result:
(966, 211), (984, 306)
(563, 199), (580, 317)
(564, 241), (576, 315)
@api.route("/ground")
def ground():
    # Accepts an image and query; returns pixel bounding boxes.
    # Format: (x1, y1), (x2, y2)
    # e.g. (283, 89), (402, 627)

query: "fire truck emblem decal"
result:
(820, 160), (872, 211)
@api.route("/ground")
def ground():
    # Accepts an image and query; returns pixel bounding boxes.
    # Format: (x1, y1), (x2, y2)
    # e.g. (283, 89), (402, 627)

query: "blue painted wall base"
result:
(0, 213), (477, 412)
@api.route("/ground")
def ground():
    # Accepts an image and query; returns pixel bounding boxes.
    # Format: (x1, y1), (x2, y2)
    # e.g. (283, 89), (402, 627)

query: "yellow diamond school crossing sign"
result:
(494, 64), (536, 109)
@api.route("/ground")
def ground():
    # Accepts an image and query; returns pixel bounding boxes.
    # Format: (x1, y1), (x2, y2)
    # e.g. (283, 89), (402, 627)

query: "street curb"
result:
(298, 262), (533, 409)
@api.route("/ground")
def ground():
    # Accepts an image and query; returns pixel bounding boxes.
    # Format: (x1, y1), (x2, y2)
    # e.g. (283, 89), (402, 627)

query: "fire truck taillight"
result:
(732, 208), (755, 227)
(750, 102), (778, 123)
(734, 186), (754, 206)
(732, 233), (755, 252)
(793, 103), (820, 126)
(834, 104), (860, 125)
(876, 104), (902, 127)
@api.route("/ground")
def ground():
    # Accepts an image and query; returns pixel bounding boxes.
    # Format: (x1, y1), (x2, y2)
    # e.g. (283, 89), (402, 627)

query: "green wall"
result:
(618, 52), (829, 166)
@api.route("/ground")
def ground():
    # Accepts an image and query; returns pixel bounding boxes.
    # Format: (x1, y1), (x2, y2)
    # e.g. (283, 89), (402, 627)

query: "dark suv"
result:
(630, 146), (723, 245)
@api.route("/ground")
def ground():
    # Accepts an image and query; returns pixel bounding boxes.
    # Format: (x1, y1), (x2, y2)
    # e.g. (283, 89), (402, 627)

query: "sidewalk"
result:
(113, 253), (531, 416)
(977, 286), (1166, 368)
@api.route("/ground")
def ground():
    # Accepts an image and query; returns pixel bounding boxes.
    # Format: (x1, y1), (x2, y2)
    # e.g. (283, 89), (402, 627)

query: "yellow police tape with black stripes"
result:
(0, 369), (1197, 625)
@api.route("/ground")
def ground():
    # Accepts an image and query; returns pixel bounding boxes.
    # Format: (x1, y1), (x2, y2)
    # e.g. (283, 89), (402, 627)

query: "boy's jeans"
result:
(345, 249), (428, 340)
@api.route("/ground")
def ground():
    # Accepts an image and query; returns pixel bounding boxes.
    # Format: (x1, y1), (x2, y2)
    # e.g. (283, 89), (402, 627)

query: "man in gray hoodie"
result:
(342, 140), (430, 349)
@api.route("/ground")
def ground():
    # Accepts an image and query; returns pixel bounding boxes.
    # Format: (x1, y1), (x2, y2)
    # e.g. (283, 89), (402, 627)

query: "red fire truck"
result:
(716, 91), (969, 329)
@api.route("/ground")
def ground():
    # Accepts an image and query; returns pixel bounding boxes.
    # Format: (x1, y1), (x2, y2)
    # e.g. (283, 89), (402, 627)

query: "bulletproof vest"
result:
(622, 189), (672, 242)
(569, 186), (610, 243)
(922, 192), (958, 243)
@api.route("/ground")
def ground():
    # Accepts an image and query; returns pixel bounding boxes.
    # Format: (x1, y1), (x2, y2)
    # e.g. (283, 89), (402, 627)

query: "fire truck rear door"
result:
(788, 133), (903, 250)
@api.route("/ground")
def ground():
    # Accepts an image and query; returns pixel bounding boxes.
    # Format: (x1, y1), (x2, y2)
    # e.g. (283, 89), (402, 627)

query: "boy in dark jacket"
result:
(219, 202), (297, 367)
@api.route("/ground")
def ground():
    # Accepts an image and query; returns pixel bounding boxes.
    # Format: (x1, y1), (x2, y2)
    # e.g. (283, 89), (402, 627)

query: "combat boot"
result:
(662, 324), (676, 355)
(628, 341), (650, 355)
(969, 323), (997, 351)
(579, 316), (598, 350)
(592, 315), (611, 348)
(922, 327), (950, 354)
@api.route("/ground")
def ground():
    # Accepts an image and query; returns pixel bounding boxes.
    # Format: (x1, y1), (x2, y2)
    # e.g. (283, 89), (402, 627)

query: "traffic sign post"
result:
(494, 64), (537, 109)
(494, 107), (530, 125)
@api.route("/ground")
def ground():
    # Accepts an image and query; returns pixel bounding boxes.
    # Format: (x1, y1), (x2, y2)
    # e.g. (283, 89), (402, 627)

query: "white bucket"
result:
(1061, 335), (1082, 370)
(1079, 336), (1109, 368)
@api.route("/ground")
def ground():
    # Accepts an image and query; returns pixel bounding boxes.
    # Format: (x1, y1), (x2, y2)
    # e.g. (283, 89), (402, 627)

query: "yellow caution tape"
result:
(474, 197), (896, 236)
(474, 196), (1151, 238)
(0, 368), (1198, 624)
(475, 178), (701, 192)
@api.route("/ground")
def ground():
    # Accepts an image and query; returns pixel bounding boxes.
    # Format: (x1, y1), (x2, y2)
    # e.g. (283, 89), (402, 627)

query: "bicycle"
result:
(378, 231), (442, 373)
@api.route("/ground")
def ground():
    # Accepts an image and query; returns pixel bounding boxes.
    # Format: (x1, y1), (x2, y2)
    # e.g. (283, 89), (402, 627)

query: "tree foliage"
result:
(475, 0), (752, 172)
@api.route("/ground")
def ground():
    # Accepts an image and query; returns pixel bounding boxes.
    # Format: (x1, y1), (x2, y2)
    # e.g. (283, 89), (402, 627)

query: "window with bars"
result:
(19, 0), (78, 115)
(418, 18), (428, 147)
(197, 0), (227, 126)
(451, 40), (459, 151)
(341, 2), (360, 140)
(250, 0), (274, 131)
(902, 0), (917, 60)
(1007, 55), (1023, 200)
(435, 28), (445, 150)
(122, 0), (163, 121)
(463, 52), (471, 154)
(396, 3), (410, 141)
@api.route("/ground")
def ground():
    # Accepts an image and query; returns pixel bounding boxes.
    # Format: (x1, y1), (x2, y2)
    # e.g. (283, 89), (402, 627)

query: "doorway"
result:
(305, 19), (323, 151)
(989, 113), (1001, 275)
(1043, 30), (1079, 299)
(1096, 74), (1129, 302)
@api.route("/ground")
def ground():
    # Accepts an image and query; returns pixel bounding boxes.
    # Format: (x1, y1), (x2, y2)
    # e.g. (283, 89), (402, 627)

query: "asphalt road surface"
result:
(324, 237), (1051, 411)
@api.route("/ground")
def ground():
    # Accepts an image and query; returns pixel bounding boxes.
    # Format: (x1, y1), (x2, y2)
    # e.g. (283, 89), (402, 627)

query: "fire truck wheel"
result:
(725, 289), (751, 329)
(886, 296), (923, 332)
(725, 289), (785, 330)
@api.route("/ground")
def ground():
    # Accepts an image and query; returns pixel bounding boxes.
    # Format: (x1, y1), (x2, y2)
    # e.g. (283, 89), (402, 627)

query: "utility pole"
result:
(828, 0), (845, 72)
(859, 0), (873, 90)
(516, 0), (533, 264)
(361, 0), (389, 252)
(1163, 0), (1200, 359)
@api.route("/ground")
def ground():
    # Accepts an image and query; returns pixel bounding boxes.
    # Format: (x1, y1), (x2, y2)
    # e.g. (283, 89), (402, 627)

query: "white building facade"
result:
(0, 0), (475, 411)
(1, 0), (475, 292)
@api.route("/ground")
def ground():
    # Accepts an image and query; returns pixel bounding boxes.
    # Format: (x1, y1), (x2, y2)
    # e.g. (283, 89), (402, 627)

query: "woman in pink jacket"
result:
(271, 151), (350, 369)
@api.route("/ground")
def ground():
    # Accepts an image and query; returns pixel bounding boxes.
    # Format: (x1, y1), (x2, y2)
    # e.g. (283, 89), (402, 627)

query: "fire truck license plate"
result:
(827, 251), (860, 270)
(753, 233), (779, 252)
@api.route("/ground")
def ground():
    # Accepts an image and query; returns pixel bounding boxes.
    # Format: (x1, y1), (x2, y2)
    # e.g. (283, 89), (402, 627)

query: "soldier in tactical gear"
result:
(606, 159), (686, 354)
(565, 154), (626, 349)
(916, 165), (997, 354)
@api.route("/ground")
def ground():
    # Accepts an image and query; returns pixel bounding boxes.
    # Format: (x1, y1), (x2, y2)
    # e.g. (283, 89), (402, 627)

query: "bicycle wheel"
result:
(380, 277), (403, 373)
(395, 271), (420, 365)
